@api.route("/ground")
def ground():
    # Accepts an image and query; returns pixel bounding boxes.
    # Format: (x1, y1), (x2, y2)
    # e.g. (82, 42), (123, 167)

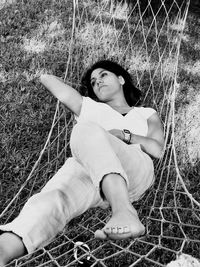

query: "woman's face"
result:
(90, 68), (124, 102)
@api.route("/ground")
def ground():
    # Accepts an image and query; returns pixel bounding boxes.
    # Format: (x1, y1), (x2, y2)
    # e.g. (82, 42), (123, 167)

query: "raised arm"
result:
(40, 74), (83, 116)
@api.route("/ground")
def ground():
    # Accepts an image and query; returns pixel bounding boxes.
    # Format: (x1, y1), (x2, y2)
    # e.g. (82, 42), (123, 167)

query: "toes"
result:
(104, 226), (130, 235)
(94, 229), (107, 240)
(94, 225), (146, 241)
(121, 226), (130, 234)
(116, 226), (124, 234)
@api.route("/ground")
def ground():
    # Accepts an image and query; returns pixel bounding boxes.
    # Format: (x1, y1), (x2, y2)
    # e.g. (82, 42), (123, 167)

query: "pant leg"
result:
(0, 158), (101, 254)
(108, 134), (155, 202)
(70, 121), (154, 202)
(70, 121), (129, 190)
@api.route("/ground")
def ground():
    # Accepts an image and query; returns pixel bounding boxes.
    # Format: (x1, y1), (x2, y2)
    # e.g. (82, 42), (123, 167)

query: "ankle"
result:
(111, 203), (137, 215)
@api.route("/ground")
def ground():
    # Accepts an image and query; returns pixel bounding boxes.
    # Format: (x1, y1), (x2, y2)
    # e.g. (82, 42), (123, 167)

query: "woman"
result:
(0, 60), (164, 266)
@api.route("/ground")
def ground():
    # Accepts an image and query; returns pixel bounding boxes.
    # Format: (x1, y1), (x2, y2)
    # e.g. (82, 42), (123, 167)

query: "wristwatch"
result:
(123, 129), (132, 144)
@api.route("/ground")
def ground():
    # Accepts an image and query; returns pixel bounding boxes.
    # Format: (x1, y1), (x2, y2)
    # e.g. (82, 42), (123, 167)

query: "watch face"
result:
(123, 129), (131, 144)
(124, 129), (130, 134)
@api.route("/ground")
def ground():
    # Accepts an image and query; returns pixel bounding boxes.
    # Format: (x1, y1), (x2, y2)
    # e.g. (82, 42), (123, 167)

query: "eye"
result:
(91, 80), (95, 88)
(101, 72), (107, 78)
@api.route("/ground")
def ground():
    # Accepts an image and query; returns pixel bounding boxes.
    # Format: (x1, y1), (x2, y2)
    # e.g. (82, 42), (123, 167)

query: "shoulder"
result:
(80, 96), (102, 110)
(134, 106), (157, 119)
(75, 96), (106, 119)
(81, 96), (111, 110)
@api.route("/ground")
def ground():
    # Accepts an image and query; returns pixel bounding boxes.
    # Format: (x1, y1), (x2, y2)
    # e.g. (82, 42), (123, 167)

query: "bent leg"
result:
(70, 122), (129, 195)
(98, 138), (154, 240)
(70, 122), (154, 200)
(0, 158), (101, 265)
(70, 122), (153, 240)
(95, 173), (145, 240)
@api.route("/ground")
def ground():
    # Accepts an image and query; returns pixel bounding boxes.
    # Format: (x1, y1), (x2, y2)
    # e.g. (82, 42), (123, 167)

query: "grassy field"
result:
(0, 0), (200, 266)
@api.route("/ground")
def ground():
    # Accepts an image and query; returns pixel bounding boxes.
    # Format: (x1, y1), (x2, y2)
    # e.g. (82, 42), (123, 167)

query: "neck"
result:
(105, 99), (132, 114)
(106, 99), (130, 109)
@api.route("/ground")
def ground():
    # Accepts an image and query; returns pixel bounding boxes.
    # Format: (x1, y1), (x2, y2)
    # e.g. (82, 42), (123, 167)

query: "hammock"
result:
(1, 0), (200, 266)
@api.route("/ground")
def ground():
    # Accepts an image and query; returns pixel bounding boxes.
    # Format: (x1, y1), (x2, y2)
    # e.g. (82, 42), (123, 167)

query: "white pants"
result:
(0, 122), (154, 253)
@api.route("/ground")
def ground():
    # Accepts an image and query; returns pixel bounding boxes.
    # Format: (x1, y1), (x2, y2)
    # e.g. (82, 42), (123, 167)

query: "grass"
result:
(0, 0), (73, 204)
(175, 13), (200, 166)
(0, 0), (200, 266)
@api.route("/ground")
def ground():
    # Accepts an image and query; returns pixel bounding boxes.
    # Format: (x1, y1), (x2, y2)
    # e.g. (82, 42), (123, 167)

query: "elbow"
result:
(155, 152), (163, 159)
(155, 145), (164, 159)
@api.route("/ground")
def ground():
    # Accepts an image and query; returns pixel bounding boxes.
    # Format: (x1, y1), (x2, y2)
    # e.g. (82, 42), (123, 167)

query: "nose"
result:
(96, 77), (103, 86)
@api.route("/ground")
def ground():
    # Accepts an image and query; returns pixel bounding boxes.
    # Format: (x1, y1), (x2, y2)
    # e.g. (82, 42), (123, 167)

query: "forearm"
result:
(130, 133), (164, 159)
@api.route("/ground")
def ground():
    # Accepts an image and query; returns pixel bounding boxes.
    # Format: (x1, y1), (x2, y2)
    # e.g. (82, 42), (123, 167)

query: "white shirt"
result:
(76, 97), (156, 137)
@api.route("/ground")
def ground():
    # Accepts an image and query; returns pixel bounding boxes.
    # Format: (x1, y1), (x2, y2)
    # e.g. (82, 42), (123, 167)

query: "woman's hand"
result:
(108, 129), (124, 141)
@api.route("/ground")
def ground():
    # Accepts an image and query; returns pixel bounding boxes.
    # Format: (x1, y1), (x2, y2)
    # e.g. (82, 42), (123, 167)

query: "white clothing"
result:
(0, 97), (156, 254)
(76, 96), (156, 135)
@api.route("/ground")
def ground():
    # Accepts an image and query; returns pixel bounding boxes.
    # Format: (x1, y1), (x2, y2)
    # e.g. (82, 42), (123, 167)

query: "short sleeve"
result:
(75, 96), (98, 122)
(137, 107), (157, 120)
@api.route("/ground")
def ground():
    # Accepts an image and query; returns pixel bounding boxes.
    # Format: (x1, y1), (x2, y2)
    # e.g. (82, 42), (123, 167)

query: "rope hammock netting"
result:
(1, 0), (200, 266)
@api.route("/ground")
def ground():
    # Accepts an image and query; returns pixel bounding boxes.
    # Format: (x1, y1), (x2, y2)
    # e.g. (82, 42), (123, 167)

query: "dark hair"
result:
(80, 60), (142, 106)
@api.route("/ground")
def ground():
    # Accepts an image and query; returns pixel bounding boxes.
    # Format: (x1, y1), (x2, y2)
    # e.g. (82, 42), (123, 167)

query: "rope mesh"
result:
(1, 0), (200, 266)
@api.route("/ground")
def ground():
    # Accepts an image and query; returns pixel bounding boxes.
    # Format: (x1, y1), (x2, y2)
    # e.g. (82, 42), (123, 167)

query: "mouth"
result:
(99, 85), (106, 90)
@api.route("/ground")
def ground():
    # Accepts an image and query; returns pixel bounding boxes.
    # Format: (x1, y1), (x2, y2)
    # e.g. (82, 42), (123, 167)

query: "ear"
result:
(118, 75), (125, 85)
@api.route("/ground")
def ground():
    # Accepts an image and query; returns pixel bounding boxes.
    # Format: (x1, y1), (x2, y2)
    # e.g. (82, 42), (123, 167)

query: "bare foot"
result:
(95, 207), (145, 240)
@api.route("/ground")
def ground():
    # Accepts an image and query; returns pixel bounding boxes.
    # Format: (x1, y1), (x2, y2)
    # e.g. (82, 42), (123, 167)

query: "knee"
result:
(70, 122), (106, 147)
(71, 121), (103, 138)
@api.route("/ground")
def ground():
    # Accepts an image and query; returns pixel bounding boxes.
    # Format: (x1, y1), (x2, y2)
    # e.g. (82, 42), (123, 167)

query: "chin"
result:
(98, 95), (111, 103)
